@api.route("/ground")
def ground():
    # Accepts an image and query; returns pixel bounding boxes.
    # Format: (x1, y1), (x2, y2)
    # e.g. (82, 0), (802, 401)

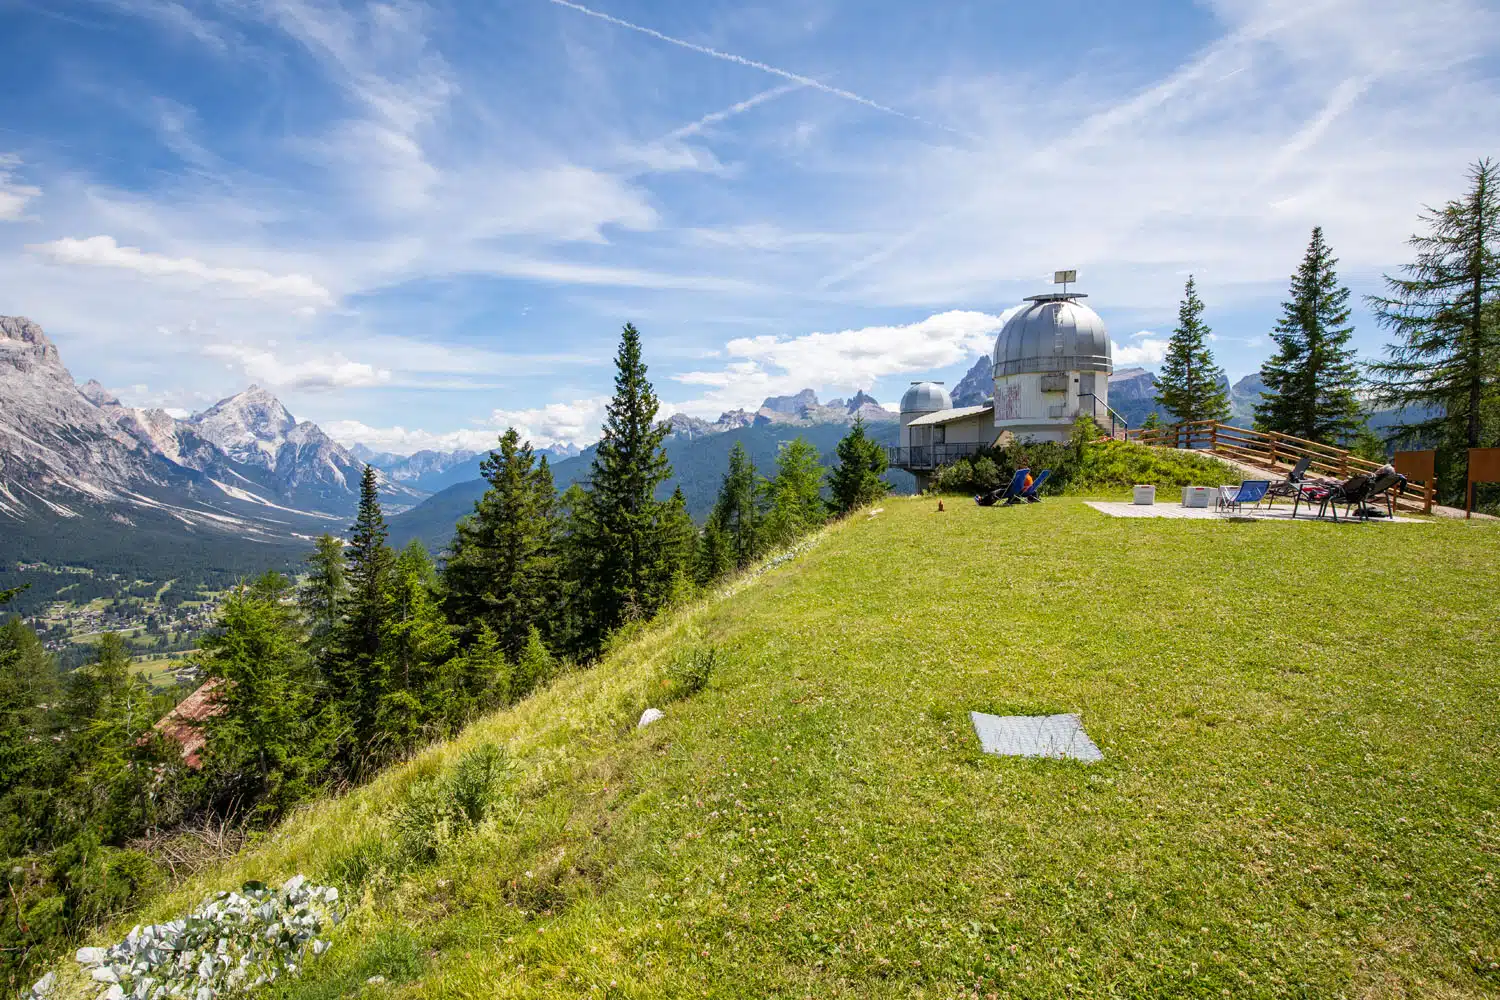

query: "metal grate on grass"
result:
(969, 712), (1103, 763)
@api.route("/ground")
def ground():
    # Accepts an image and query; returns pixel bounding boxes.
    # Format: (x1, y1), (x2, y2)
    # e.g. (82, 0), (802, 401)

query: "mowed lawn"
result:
(112, 499), (1499, 1000)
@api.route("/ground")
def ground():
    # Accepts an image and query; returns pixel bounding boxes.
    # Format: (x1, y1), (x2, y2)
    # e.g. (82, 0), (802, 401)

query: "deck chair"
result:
(1265, 455), (1313, 505)
(1305, 469), (1403, 521)
(976, 467), (1029, 507)
(1020, 469), (1052, 503)
(1217, 480), (1271, 514)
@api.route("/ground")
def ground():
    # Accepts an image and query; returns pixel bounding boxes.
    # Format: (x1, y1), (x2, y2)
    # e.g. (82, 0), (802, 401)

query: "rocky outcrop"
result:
(951, 356), (993, 407)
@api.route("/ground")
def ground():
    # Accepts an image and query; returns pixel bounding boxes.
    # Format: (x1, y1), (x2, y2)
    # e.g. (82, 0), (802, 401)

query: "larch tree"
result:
(299, 533), (346, 654)
(1255, 227), (1365, 443)
(762, 437), (825, 547)
(1368, 158), (1500, 464)
(1155, 275), (1230, 425)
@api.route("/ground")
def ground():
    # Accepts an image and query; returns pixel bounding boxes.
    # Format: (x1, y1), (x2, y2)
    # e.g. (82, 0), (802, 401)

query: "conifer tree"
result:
(695, 519), (733, 586)
(1368, 158), (1500, 459)
(299, 534), (345, 652)
(576, 324), (674, 646)
(443, 428), (559, 659)
(1255, 227), (1365, 442)
(712, 442), (763, 568)
(198, 573), (327, 819)
(828, 417), (889, 515)
(329, 465), (393, 757)
(1155, 276), (1230, 425)
(659, 486), (699, 590)
(375, 542), (455, 758)
(762, 437), (826, 547)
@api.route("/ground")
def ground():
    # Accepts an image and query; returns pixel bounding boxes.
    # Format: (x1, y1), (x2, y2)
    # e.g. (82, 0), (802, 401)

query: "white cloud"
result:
(323, 420), (500, 455)
(678, 309), (1010, 393)
(0, 154), (41, 221)
(328, 396), (610, 454)
(1113, 338), (1169, 366)
(28, 236), (335, 306)
(203, 344), (390, 390)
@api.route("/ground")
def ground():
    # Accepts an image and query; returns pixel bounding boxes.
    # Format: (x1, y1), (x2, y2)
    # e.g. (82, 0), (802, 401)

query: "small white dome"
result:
(993, 294), (1112, 376)
(900, 381), (951, 414)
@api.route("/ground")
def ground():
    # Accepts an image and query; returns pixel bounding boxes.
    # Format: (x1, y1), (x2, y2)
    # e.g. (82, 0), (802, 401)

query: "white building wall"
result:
(992, 370), (1112, 442)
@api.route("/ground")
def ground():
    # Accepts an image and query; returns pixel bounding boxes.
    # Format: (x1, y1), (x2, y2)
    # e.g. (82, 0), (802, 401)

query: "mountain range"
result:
(0, 315), (429, 569)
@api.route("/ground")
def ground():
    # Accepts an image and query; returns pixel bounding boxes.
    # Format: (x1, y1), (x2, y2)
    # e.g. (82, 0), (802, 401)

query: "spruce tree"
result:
(660, 485), (699, 592)
(376, 542), (455, 758)
(713, 442), (763, 568)
(1255, 227), (1365, 443)
(443, 428), (559, 660)
(329, 465), (393, 758)
(299, 534), (346, 652)
(1155, 276), (1230, 425)
(695, 519), (733, 586)
(576, 324), (674, 646)
(1368, 158), (1500, 461)
(828, 417), (889, 515)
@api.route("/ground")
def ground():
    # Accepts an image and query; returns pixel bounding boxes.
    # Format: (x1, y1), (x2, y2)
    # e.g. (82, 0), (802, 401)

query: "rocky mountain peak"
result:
(79, 379), (121, 407)
(844, 389), (880, 413)
(0, 315), (65, 375)
(760, 389), (819, 415)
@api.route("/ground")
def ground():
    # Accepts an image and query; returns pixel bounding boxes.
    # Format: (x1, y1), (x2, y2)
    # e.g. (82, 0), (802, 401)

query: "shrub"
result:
(395, 743), (513, 865)
(662, 646), (716, 702)
(970, 456), (1001, 492)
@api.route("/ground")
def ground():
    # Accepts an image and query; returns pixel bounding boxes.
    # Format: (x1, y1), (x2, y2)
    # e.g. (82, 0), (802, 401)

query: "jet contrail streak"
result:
(547, 0), (961, 133)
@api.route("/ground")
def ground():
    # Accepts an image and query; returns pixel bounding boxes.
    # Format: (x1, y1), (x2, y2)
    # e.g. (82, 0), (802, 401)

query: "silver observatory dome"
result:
(993, 293), (1112, 377)
(900, 381), (951, 414)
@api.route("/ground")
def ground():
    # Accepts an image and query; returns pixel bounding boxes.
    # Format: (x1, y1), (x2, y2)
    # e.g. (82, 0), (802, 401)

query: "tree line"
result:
(0, 323), (893, 990)
(1148, 159), (1499, 504)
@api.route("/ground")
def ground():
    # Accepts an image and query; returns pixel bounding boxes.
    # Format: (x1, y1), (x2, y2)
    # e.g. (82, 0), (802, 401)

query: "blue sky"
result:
(2, 0), (1497, 452)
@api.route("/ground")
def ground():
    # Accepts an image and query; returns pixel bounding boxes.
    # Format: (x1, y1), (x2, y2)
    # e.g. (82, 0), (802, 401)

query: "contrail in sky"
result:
(547, 0), (961, 134)
(667, 82), (805, 141)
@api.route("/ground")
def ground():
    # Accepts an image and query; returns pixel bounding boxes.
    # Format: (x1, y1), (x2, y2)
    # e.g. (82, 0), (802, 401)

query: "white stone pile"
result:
(31, 875), (341, 1000)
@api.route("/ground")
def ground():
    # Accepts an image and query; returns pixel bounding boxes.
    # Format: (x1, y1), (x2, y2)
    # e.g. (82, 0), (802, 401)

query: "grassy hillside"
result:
(389, 422), (913, 552)
(68, 499), (1500, 998)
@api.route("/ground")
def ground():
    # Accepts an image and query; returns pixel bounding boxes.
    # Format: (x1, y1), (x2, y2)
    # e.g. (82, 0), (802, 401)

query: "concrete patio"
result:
(1085, 501), (1425, 523)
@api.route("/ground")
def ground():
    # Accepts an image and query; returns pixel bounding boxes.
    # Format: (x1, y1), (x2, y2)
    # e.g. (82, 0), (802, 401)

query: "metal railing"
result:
(1079, 393), (1129, 439)
(886, 442), (992, 471)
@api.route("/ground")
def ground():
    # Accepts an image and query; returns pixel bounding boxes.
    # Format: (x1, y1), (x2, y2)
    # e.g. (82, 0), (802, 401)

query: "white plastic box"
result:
(1182, 486), (1215, 508)
(1132, 485), (1156, 505)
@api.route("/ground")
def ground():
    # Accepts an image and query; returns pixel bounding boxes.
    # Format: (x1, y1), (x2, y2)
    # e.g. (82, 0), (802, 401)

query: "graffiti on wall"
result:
(997, 382), (1023, 420)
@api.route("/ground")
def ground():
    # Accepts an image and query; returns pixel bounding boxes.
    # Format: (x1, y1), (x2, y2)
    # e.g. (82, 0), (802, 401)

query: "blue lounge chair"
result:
(976, 467), (1029, 507)
(1217, 480), (1271, 514)
(1020, 469), (1051, 503)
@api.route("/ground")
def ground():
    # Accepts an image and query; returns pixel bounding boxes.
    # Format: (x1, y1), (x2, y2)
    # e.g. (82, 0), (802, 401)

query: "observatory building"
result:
(892, 287), (1116, 489)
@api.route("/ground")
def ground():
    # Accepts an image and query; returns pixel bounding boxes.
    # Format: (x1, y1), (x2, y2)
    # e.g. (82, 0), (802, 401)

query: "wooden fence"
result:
(1124, 421), (1437, 513)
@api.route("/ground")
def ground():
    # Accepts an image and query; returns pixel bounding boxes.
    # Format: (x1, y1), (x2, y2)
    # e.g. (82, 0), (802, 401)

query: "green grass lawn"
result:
(77, 499), (1500, 999)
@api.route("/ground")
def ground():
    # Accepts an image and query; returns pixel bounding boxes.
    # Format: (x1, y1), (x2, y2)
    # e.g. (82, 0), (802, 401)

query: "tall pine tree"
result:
(1255, 227), (1365, 443)
(299, 534), (346, 654)
(328, 465), (393, 759)
(712, 442), (763, 568)
(443, 428), (559, 660)
(1156, 275), (1230, 425)
(828, 417), (889, 515)
(1368, 158), (1500, 460)
(575, 324), (675, 647)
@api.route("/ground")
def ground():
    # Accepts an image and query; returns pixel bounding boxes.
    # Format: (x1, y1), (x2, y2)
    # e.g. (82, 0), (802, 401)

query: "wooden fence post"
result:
(1268, 433), (1278, 470)
(1339, 448), (1349, 477)
(1210, 423), (1218, 453)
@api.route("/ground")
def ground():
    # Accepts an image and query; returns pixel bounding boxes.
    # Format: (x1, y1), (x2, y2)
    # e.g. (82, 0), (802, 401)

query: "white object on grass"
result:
(638, 708), (664, 728)
(969, 712), (1103, 763)
(1132, 485), (1156, 505)
(1181, 486), (1215, 508)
